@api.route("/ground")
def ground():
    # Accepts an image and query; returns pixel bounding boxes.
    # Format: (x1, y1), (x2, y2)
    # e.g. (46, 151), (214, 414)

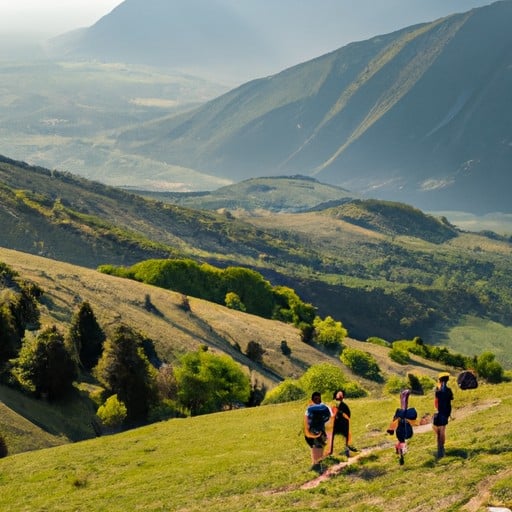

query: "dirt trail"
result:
(301, 399), (501, 490)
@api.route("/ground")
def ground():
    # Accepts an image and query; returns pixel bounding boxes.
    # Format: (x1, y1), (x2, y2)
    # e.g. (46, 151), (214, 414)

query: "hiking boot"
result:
(347, 445), (359, 452)
(310, 463), (323, 474)
(437, 447), (445, 459)
(344, 447), (350, 458)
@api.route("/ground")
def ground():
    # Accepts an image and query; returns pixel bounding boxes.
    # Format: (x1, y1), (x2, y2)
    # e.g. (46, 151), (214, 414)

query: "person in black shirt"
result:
(432, 372), (454, 459)
(331, 390), (358, 457)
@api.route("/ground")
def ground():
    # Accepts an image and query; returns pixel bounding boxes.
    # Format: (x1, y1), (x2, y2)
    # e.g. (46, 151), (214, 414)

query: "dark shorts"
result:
(305, 432), (327, 448)
(433, 413), (449, 427)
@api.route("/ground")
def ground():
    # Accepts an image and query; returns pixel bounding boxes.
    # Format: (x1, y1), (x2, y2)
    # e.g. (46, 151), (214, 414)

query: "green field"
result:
(1, 382), (511, 511)
(438, 316), (512, 369)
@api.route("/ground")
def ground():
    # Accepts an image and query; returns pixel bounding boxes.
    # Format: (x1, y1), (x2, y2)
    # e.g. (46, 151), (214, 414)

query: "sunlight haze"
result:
(0, 0), (122, 36)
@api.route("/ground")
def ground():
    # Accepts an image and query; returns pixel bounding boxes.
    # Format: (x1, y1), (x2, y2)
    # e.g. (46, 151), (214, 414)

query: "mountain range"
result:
(48, 0), (494, 83)
(111, 0), (512, 214)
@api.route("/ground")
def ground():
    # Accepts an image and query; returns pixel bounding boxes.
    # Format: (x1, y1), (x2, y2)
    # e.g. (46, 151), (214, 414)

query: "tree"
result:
(174, 349), (250, 416)
(0, 433), (7, 458)
(313, 315), (347, 351)
(14, 326), (77, 400)
(94, 325), (158, 422)
(67, 302), (106, 370)
(0, 300), (21, 364)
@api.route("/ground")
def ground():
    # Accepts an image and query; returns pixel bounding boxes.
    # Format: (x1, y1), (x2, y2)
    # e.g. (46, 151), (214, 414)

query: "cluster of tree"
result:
(391, 337), (506, 384)
(98, 259), (316, 331)
(0, 261), (255, 437)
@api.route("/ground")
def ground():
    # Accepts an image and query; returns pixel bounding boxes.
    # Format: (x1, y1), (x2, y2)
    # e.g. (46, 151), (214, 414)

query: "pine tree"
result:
(68, 302), (105, 371)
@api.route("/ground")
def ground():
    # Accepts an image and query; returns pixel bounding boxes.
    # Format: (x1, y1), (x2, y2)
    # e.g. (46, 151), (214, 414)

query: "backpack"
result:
(457, 370), (478, 390)
(307, 403), (331, 435)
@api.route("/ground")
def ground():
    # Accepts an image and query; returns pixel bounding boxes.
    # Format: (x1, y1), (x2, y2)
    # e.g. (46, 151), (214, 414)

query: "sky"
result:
(0, 0), (123, 36)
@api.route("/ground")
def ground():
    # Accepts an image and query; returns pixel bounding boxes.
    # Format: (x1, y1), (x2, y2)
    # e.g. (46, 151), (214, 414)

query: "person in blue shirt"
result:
(304, 391), (333, 471)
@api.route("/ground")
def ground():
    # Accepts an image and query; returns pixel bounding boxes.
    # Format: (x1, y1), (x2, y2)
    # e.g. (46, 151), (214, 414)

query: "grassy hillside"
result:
(139, 175), (355, 213)
(0, 247), (468, 455)
(0, 247), (332, 388)
(2, 158), (512, 362)
(0, 381), (510, 511)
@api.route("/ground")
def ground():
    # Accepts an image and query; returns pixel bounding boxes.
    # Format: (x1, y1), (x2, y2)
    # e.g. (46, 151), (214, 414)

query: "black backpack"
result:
(457, 370), (478, 390)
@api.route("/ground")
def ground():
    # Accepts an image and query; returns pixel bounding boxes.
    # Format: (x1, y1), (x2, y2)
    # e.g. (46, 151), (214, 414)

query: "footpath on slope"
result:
(301, 399), (501, 490)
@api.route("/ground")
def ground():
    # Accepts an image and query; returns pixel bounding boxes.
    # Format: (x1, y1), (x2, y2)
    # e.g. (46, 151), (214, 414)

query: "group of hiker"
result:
(304, 372), (456, 471)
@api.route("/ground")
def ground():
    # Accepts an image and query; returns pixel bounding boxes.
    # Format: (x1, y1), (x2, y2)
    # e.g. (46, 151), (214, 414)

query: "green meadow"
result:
(1, 382), (511, 511)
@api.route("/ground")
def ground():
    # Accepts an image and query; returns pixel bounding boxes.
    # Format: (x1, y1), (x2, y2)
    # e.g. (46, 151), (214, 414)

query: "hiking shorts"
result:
(305, 432), (327, 448)
(433, 413), (449, 427)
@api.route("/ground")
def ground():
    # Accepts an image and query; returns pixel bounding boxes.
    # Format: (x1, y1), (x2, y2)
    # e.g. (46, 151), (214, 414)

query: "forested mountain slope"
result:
(2, 156), (512, 348)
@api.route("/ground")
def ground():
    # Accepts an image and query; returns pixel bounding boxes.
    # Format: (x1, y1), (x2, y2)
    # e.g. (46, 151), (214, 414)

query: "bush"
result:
(298, 363), (348, 396)
(313, 316), (346, 351)
(385, 375), (408, 394)
(246, 341), (265, 363)
(280, 340), (291, 356)
(262, 379), (306, 405)
(367, 337), (391, 347)
(389, 347), (410, 365)
(476, 352), (504, 383)
(96, 394), (127, 429)
(340, 348), (383, 382)
(225, 292), (246, 312)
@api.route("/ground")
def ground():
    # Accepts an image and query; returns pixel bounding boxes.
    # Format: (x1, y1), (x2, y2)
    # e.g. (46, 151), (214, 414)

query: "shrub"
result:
(313, 315), (346, 352)
(174, 349), (250, 416)
(298, 363), (348, 396)
(341, 348), (383, 382)
(246, 341), (265, 363)
(280, 340), (291, 356)
(389, 347), (410, 365)
(367, 336), (391, 347)
(262, 379), (306, 405)
(225, 292), (246, 312)
(96, 394), (127, 429)
(476, 352), (504, 383)
(385, 375), (407, 394)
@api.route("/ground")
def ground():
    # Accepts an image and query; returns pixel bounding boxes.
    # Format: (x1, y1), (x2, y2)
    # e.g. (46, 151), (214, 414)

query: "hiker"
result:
(432, 372), (454, 459)
(386, 389), (418, 465)
(304, 391), (333, 471)
(331, 389), (358, 456)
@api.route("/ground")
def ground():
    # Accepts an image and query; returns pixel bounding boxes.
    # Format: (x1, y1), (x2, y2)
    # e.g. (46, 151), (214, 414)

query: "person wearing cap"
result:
(331, 389), (358, 456)
(432, 372), (454, 459)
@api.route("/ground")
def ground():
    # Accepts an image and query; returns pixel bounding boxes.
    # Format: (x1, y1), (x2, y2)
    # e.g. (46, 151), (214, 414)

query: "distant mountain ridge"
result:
(111, 0), (512, 214)
(48, 0), (494, 82)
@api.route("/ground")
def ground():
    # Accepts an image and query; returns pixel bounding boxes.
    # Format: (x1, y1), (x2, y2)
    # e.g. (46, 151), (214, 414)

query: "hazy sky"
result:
(0, 0), (123, 36)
